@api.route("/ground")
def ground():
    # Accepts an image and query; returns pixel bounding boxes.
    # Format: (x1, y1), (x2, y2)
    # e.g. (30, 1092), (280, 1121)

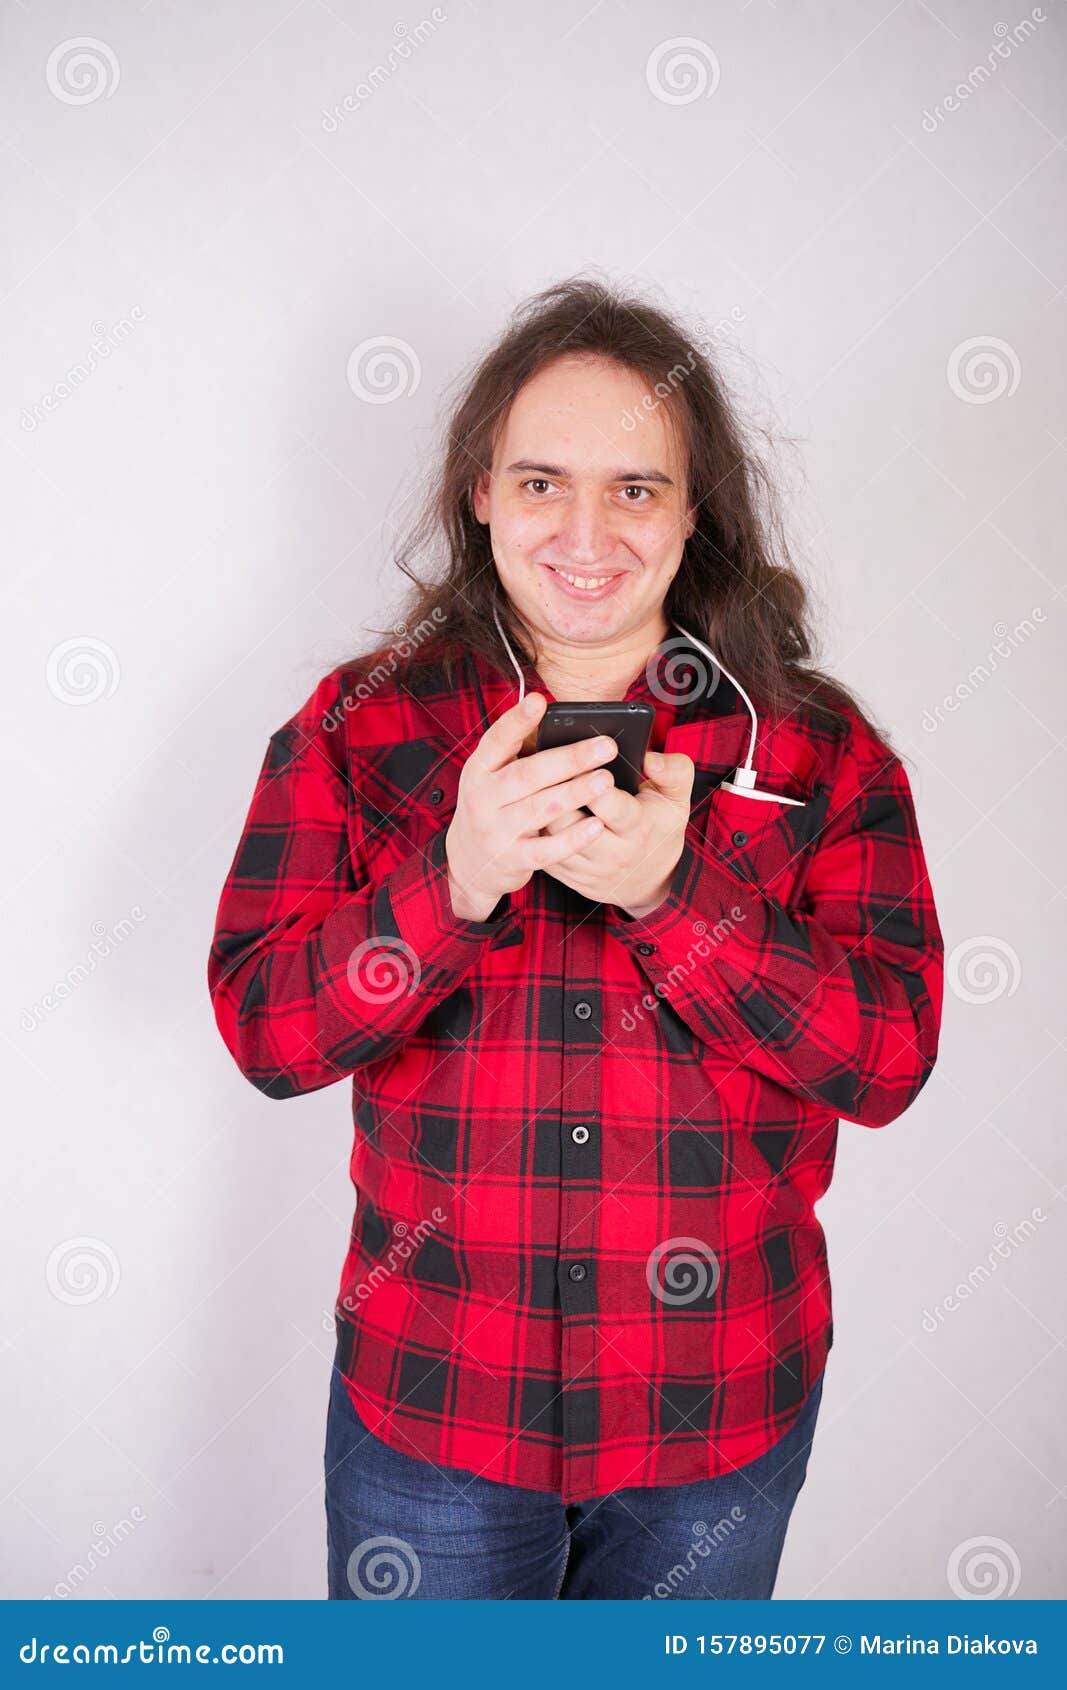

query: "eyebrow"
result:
(503, 459), (675, 487)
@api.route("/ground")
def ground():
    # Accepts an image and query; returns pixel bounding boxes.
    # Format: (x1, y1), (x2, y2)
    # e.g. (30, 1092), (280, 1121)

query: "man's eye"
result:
(519, 479), (653, 501)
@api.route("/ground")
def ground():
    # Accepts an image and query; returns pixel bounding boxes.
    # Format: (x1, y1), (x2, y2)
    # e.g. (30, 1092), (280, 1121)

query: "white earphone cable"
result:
(489, 601), (802, 805)
(492, 601), (527, 704)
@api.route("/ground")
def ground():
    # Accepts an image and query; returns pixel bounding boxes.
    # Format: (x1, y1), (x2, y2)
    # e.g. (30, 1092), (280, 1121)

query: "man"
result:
(208, 277), (944, 1600)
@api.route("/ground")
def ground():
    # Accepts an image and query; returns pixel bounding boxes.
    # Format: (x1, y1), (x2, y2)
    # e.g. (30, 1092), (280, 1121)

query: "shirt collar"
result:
(380, 626), (756, 821)
(465, 626), (747, 728)
(387, 627), (751, 797)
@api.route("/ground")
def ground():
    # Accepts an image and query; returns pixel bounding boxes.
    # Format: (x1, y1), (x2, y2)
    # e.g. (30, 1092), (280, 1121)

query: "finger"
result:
(498, 732), (619, 805)
(541, 807), (584, 836)
(512, 764), (618, 833)
(475, 691), (549, 774)
(582, 779), (640, 834)
(544, 813), (629, 874)
(541, 779), (639, 838)
(641, 749), (696, 800)
(525, 813), (604, 867)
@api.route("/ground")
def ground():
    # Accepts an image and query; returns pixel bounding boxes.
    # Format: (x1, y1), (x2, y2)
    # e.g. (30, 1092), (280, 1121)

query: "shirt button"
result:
(637, 942), (654, 956)
(571, 1125), (590, 1144)
(429, 787), (444, 805)
(574, 1000), (592, 1020)
(731, 829), (748, 847)
(568, 1262), (587, 1282)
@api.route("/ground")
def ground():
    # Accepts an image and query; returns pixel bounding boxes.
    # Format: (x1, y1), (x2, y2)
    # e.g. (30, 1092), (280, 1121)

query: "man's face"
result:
(472, 354), (694, 654)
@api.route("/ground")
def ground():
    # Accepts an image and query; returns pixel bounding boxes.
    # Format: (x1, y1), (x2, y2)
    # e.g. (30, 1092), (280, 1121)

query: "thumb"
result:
(644, 750), (695, 797)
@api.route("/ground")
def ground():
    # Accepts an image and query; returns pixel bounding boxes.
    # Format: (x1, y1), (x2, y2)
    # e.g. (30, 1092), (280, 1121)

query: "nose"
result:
(555, 485), (619, 568)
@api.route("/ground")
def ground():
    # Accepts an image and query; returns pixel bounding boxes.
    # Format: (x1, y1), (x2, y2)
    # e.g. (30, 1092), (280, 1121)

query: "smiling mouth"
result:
(540, 563), (628, 593)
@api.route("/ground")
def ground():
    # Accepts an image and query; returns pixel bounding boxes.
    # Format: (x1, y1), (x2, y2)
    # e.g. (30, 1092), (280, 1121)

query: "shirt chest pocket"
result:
(348, 739), (461, 883)
(696, 772), (829, 906)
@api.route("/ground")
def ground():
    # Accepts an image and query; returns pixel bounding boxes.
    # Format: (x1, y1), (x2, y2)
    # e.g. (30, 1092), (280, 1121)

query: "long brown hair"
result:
(353, 273), (892, 748)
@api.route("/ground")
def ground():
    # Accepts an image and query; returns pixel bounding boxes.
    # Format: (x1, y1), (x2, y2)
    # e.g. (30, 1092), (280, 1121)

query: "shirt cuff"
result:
(374, 823), (522, 964)
(605, 837), (764, 975)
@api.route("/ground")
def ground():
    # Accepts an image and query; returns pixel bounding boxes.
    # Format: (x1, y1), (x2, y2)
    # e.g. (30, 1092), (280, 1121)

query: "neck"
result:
(528, 610), (672, 703)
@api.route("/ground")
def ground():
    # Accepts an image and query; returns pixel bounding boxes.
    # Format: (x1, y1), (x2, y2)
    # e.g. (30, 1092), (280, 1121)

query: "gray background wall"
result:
(2, 0), (1064, 1600)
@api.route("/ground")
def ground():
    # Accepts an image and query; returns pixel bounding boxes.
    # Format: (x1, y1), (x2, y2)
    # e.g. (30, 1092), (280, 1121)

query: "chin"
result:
(545, 612), (622, 645)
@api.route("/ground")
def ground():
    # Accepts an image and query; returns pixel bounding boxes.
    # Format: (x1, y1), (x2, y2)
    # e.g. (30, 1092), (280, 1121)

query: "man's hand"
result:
(540, 748), (695, 917)
(444, 693), (619, 921)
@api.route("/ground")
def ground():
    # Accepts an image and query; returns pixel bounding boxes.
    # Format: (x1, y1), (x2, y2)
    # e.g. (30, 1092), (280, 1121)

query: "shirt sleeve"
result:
(207, 681), (521, 1099)
(606, 726), (945, 1128)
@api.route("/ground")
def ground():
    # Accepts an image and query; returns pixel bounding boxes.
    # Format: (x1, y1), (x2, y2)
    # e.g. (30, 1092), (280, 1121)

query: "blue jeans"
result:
(324, 1363), (824, 1599)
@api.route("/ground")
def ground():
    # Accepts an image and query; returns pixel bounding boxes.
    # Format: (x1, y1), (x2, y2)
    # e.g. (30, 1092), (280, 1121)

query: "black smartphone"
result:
(534, 701), (655, 799)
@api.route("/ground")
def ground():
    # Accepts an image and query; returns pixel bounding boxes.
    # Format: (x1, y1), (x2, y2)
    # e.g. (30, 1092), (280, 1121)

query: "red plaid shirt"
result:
(208, 633), (944, 1502)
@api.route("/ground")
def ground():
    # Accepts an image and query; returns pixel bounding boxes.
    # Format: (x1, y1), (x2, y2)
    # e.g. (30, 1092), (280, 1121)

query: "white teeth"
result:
(553, 568), (615, 590)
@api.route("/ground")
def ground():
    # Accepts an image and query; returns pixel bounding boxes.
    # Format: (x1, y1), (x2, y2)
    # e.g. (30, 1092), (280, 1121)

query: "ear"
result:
(471, 472), (491, 524)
